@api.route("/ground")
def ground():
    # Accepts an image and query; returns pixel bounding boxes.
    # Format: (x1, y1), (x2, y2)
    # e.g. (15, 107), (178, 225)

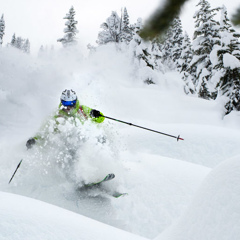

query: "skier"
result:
(26, 89), (105, 149)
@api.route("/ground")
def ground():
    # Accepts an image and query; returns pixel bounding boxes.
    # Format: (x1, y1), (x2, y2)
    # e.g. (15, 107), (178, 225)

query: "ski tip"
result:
(84, 173), (116, 187)
(112, 192), (128, 198)
(103, 173), (115, 181)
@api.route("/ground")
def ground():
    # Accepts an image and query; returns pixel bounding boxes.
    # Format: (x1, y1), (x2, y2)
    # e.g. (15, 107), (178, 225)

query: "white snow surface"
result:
(156, 155), (240, 240)
(0, 191), (147, 240)
(1, 45), (240, 239)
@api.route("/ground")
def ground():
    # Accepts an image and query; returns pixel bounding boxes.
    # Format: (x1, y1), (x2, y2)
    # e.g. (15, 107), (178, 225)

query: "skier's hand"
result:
(26, 138), (36, 149)
(90, 109), (102, 118)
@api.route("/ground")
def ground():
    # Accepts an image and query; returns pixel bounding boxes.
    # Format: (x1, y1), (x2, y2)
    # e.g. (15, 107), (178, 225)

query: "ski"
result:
(80, 173), (128, 198)
(84, 173), (115, 187)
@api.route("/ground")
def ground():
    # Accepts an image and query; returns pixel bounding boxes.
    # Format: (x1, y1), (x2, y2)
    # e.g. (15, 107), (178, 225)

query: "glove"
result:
(26, 138), (36, 149)
(90, 109), (102, 118)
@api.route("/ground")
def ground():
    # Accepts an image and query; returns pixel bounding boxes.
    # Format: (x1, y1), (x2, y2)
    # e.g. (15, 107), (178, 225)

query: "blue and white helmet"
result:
(60, 89), (77, 106)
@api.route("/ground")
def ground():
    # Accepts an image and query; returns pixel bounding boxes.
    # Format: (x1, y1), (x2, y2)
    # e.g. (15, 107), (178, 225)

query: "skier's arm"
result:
(81, 105), (105, 123)
(26, 115), (56, 149)
(26, 134), (44, 149)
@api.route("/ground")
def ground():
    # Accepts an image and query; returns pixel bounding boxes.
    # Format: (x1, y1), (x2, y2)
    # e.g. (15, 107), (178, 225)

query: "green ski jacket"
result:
(55, 99), (105, 124)
(33, 100), (105, 141)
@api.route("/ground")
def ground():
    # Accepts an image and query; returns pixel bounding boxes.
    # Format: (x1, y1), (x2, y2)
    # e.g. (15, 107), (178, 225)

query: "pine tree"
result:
(0, 14), (5, 45)
(171, 17), (184, 69)
(131, 19), (154, 69)
(161, 24), (175, 69)
(160, 17), (184, 71)
(219, 5), (240, 57)
(213, 5), (240, 114)
(97, 8), (134, 46)
(87, 44), (96, 54)
(189, 0), (221, 99)
(10, 34), (30, 53)
(180, 32), (193, 72)
(22, 39), (30, 54)
(57, 6), (78, 47)
(180, 32), (195, 94)
(151, 36), (164, 72)
(10, 33), (16, 47)
(129, 18), (155, 84)
(15, 37), (23, 50)
(38, 45), (45, 57)
(120, 7), (133, 43)
(97, 11), (121, 45)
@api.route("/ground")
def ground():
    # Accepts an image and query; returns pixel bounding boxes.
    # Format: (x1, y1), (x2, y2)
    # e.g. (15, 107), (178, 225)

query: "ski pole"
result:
(9, 159), (23, 184)
(104, 115), (184, 141)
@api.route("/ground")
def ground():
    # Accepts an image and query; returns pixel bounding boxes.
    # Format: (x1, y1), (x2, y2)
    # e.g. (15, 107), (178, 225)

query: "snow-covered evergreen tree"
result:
(38, 45), (45, 57)
(180, 32), (193, 73)
(120, 7), (133, 44)
(0, 14), (5, 45)
(160, 17), (184, 71)
(129, 18), (156, 84)
(131, 19), (154, 69)
(10, 33), (16, 47)
(189, 0), (221, 99)
(22, 39), (30, 54)
(213, 5), (240, 114)
(9, 34), (31, 53)
(180, 32), (195, 94)
(151, 36), (164, 73)
(161, 24), (175, 69)
(171, 17), (184, 69)
(15, 37), (24, 50)
(97, 8), (134, 46)
(87, 44), (96, 55)
(219, 5), (240, 58)
(97, 11), (122, 45)
(131, 18), (142, 37)
(57, 6), (78, 47)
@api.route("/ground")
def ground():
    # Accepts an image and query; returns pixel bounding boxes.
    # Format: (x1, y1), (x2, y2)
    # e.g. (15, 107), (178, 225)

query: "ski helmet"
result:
(60, 89), (77, 106)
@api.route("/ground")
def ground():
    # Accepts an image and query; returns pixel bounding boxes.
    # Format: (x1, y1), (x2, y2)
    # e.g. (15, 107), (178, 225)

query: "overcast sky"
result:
(0, 0), (239, 55)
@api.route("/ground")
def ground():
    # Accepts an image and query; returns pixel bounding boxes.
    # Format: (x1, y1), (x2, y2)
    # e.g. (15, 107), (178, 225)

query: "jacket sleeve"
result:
(81, 105), (105, 123)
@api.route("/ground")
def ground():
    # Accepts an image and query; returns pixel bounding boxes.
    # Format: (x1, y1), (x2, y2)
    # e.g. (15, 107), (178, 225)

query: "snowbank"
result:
(0, 191), (147, 240)
(156, 155), (240, 240)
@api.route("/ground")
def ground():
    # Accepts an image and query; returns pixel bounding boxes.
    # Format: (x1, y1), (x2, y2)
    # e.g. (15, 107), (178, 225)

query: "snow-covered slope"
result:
(0, 191), (147, 240)
(156, 155), (240, 240)
(1, 45), (240, 239)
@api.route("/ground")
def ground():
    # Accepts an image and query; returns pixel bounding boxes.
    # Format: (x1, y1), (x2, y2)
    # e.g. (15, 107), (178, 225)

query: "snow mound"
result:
(0, 191), (147, 240)
(156, 155), (240, 240)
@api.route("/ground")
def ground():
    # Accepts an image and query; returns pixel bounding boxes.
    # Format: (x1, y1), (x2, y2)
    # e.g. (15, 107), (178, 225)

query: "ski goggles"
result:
(61, 99), (77, 106)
